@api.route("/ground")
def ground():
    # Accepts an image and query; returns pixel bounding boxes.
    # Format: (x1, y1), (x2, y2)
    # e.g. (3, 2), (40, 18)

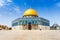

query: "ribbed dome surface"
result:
(23, 9), (38, 16)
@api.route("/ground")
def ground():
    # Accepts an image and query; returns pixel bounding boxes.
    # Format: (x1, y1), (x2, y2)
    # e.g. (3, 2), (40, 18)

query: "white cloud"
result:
(7, 0), (12, 2)
(0, 0), (12, 7)
(0, 0), (22, 27)
(0, 0), (5, 7)
(14, 6), (22, 14)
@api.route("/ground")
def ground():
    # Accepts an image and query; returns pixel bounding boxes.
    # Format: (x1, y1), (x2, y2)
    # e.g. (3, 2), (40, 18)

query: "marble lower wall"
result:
(12, 25), (50, 30)
(38, 25), (50, 30)
(12, 25), (22, 30)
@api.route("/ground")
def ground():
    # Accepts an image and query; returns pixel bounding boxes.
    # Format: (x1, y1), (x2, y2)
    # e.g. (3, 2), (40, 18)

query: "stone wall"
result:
(38, 25), (50, 30)
(12, 25), (50, 30)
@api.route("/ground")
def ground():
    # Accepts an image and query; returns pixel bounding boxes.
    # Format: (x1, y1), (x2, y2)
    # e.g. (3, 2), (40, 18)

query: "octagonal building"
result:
(12, 9), (50, 30)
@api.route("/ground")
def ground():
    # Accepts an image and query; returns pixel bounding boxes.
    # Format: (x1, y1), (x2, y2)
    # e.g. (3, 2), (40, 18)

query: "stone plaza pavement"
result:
(0, 30), (60, 40)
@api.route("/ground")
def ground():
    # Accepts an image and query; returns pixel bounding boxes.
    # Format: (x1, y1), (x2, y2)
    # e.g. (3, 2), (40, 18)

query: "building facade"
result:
(50, 23), (60, 30)
(12, 9), (50, 30)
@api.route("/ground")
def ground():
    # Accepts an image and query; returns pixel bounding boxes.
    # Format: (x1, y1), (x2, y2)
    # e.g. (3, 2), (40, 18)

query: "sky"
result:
(0, 0), (60, 27)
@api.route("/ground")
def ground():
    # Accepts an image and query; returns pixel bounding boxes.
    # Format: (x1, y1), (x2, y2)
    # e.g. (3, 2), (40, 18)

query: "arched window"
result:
(25, 21), (27, 24)
(32, 21), (34, 24)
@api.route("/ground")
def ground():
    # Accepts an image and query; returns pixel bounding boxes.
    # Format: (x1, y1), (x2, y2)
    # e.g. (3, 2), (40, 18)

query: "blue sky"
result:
(0, 0), (60, 27)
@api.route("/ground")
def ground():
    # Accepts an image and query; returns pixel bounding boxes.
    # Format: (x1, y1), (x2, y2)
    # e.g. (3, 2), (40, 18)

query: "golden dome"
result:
(23, 9), (38, 16)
